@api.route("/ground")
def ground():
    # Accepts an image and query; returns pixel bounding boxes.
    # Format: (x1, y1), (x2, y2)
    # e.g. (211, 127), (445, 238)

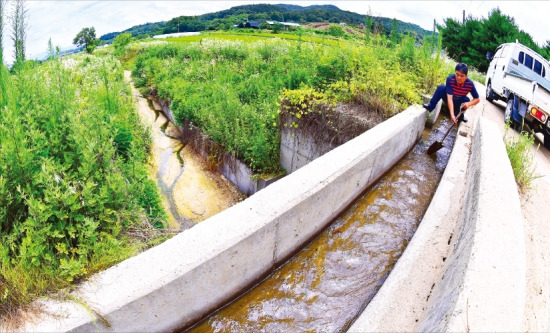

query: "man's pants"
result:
(426, 84), (469, 120)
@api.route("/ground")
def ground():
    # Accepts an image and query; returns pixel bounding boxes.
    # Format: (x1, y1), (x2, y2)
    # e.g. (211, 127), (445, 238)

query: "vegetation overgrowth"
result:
(131, 31), (450, 174)
(0, 54), (168, 320)
(504, 122), (541, 192)
(0, 22), (452, 321)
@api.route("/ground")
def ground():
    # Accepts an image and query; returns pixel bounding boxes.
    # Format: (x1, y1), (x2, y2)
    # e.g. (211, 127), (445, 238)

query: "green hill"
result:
(99, 3), (432, 42)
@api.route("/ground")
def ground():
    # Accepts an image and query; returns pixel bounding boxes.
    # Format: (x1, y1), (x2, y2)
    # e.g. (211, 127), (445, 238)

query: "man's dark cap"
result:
(455, 63), (468, 75)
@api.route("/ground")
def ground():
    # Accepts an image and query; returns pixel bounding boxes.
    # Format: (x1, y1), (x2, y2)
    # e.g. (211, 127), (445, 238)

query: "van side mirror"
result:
(486, 51), (493, 61)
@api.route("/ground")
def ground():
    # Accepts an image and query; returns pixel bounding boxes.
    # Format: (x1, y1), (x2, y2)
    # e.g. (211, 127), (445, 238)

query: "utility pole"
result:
(463, 10), (465, 24)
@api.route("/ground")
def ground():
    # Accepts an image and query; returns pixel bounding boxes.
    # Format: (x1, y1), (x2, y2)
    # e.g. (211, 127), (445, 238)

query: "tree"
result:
(440, 8), (550, 72)
(390, 18), (398, 45)
(542, 40), (550, 60)
(112, 32), (132, 57)
(11, 0), (28, 65)
(271, 23), (283, 34)
(73, 27), (99, 54)
(47, 37), (55, 60)
(113, 32), (132, 49)
(365, 11), (374, 42)
(0, 0), (5, 63)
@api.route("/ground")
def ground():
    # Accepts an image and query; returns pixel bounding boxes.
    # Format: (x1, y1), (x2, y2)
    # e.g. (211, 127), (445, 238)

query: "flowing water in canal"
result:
(187, 117), (456, 332)
(126, 71), (244, 230)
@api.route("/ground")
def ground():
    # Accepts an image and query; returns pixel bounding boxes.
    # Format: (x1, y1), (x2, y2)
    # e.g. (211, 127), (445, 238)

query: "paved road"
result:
(470, 83), (550, 331)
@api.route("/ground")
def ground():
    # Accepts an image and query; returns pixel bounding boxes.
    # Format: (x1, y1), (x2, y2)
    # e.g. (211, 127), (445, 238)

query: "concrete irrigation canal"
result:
(186, 117), (455, 332)
(20, 90), (525, 332)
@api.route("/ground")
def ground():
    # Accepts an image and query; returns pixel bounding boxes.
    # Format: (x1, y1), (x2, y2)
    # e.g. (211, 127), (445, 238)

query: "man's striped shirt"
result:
(445, 74), (479, 99)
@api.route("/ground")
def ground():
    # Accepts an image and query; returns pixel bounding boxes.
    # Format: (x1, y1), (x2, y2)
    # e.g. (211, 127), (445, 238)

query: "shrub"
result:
(504, 123), (541, 191)
(0, 54), (167, 317)
(327, 25), (345, 38)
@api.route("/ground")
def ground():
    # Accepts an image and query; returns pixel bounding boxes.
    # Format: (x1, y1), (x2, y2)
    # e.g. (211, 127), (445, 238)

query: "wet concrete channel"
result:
(186, 117), (456, 332)
(126, 71), (244, 230)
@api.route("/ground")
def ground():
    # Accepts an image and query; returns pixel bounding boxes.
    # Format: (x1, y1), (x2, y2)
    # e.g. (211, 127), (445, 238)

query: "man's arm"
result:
(462, 97), (480, 110)
(447, 93), (456, 123)
(464, 79), (480, 110)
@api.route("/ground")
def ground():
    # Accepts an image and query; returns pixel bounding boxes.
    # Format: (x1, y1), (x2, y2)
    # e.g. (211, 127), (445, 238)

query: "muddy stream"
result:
(125, 71), (244, 230)
(186, 117), (456, 332)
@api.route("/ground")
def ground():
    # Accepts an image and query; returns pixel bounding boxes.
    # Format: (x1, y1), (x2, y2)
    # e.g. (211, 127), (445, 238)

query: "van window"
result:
(534, 60), (543, 75)
(519, 51), (524, 64)
(525, 54), (534, 70)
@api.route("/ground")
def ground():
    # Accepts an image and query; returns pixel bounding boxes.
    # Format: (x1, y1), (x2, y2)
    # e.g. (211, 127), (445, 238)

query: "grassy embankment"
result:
(128, 30), (452, 174)
(0, 54), (169, 322)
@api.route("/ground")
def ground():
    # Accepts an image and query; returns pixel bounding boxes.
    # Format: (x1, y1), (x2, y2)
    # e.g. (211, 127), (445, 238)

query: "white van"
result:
(485, 41), (550, 149)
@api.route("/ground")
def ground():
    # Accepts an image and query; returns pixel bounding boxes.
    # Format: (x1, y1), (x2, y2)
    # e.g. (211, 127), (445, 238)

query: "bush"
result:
(0, 54), (167, 317)
(327, 25), (345, 38)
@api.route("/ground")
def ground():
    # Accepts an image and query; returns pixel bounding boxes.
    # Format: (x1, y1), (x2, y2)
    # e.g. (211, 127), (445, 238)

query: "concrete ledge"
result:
(349, 116), (525, 332)
(348, 111), (472, 332)
(23, 106), (427, 332)
(421, 94), (442, 128)
(418, 117), (525, 331)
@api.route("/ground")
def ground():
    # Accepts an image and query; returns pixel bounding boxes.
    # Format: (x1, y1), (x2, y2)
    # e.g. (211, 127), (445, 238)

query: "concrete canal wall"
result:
(152, 98), (279, 196)
(21, 106), (427, 332)
(349, 116), (525, 332)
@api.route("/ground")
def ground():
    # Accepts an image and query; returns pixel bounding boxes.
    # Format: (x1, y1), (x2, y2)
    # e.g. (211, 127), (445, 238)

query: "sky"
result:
(1, 1), (549, 65)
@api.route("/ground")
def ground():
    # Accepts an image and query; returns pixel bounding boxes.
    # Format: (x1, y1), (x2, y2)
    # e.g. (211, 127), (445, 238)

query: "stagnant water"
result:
(186, 117), (456, 332)
(126, 71), (244, 230)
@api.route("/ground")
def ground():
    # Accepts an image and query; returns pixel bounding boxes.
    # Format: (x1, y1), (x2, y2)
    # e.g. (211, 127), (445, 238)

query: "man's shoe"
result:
(422, 103), (432, 111)
(459, 116), (468, 123)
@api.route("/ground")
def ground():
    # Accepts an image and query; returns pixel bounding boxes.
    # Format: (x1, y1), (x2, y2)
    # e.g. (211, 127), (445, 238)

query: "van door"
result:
(490, 45), (512, 94)
(487, 45), (502, 80)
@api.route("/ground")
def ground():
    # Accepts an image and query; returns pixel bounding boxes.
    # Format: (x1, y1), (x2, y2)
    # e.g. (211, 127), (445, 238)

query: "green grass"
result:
(167, 31), (345, 47)
(130, 32), (448, 174)
(0, 54), (169, 319)
(504, 122), (541, 191)
(468, 68), (486, 85)
(169, 34), (268, 44)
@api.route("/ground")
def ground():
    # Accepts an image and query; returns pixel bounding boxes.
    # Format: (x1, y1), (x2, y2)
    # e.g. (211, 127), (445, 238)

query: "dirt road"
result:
(469, 83), (550, 331)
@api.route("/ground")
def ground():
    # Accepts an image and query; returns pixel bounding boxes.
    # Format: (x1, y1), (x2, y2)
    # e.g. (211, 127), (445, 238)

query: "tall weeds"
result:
(0, 55), (167, 319)
(131, 35), (447, 173)
(504, 122), (541, 191)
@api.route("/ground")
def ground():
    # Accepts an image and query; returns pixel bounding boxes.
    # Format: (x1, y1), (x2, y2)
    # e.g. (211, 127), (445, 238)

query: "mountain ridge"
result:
(99, 3), (432, 42)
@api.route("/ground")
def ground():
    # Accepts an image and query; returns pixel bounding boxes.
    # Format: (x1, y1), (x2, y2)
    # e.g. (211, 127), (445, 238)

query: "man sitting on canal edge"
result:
(423, 63), (480, 123)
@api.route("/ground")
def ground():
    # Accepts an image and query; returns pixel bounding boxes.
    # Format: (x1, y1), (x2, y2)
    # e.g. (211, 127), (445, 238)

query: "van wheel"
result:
(505, 99), (520, 130)
(486, 82), (495, 102)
